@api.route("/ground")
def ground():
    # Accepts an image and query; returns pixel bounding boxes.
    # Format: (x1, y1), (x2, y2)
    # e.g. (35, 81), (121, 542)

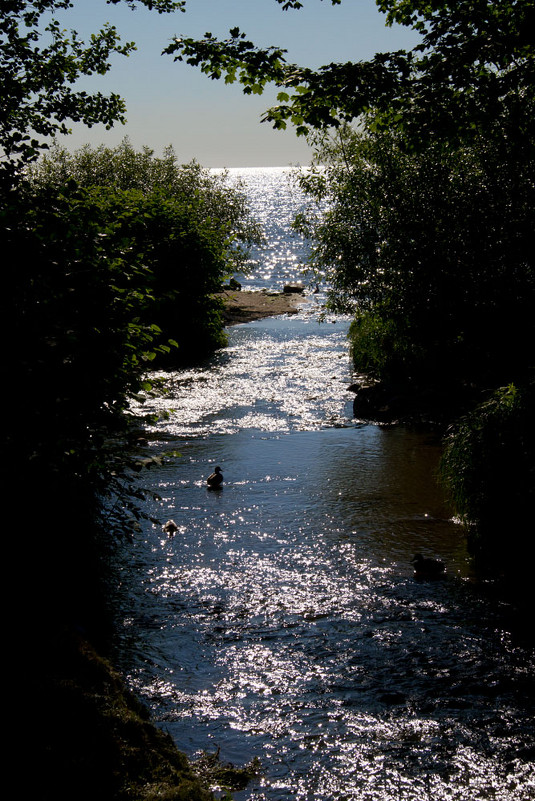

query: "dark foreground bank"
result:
(33, 626), (212, 800)
(33, 625), (261, 800)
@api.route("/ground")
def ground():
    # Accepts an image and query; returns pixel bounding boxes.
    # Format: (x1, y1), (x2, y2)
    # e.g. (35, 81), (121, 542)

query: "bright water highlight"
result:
(115, 169), (535, 800)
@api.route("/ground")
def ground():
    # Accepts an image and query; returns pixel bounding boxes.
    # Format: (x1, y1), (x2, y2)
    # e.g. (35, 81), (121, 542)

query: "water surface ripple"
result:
(116, 169), (535, 800)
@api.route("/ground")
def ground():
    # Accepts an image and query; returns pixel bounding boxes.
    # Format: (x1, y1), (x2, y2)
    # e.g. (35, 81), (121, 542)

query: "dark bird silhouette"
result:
(411, 553), (446, 577)
(163, 519), (178, 535)
(207, 465), (223, 489)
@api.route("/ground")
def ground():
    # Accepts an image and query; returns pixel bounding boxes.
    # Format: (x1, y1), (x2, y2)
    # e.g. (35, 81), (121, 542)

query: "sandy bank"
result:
(220, 289), (306, 326)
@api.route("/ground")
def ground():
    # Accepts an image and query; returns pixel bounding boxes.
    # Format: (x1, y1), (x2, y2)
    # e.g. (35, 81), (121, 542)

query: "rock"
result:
(352, 382), (401, 422)
(351, 381), (429, 423)
(350, 379), (471, 426)
(283, 282), (305, 294)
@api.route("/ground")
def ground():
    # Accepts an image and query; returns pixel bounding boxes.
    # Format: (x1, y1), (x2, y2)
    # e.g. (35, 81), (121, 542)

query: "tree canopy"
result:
(5, 0), (532, 179)
(0, 0), (346, 181)
(0, 0), (184, 179)
(296, 125), (535, 388)
(166, 0), (535, 148)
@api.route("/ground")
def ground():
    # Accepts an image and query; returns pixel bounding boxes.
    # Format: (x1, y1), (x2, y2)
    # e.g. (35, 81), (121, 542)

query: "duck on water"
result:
(411, 553), (446, 578)
(163, 519), (179, 536)
(207, 465), (223, 490)
(162, 467), (223, 535)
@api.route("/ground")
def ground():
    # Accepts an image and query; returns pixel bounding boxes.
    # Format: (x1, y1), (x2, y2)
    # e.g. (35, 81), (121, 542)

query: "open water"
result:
(113, 168), (535, 800)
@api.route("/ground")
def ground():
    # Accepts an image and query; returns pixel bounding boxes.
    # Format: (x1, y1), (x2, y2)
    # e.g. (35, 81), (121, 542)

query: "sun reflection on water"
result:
(115, 168), (535, 801)
(132, 312), (354, 438)
(118, 477), (535, 800)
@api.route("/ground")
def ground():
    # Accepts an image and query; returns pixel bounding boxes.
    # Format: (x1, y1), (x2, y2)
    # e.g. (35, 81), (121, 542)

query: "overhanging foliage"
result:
(165, 0), (535, 149)
(0, 0), (184, 179)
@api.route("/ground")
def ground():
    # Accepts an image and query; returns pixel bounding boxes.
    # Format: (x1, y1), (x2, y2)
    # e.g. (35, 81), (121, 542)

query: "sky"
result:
(54, 0), (421, 167)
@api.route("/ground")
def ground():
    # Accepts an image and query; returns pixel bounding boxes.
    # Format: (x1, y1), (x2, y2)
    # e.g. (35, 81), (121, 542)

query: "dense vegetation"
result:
(286, 0), (534, 568)
(28, 139), (262, 366)
(295, 124), (534, 569)
(440, 383), (535, 576)
(296, 127), (535, 392)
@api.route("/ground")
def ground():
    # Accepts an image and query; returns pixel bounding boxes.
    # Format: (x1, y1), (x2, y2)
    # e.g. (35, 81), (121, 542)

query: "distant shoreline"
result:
(220, 289), (306, 326)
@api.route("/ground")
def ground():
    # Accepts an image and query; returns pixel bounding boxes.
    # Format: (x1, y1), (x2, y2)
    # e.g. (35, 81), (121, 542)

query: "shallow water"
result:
(116, 312), (535, 801)
(113, 169), (535, 800)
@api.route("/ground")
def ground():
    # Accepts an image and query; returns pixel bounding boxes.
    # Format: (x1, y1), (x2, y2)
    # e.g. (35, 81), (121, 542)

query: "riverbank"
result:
(220, 288), (306, 325)
(34, 625), (261, 800)
(32, 626), (211, 800)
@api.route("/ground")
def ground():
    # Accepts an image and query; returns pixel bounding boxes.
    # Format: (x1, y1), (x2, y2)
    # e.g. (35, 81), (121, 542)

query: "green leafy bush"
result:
(348, 310), (423, 381)
(440, 382), (535, 570)
(7, 181), (159, 498)
(297, 127), (535, 389)
(28, 140), (263, 365)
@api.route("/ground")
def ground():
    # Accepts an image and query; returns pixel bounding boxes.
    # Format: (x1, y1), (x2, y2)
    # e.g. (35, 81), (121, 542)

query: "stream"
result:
(111, 168), (535, 800)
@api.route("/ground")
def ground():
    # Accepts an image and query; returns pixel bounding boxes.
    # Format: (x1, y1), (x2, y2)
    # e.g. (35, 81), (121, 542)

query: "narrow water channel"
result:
(113, 308), (535, 801)
(112, 169), (535, 799)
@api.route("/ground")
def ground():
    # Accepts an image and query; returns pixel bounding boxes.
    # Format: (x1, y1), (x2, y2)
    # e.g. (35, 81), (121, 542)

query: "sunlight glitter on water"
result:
(115, 167), (535, 801)
(120, 467), (535, 800)
(221, 167), (311, 293)
(135, 310), (355, 437)
(119, 426), (535, 801)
